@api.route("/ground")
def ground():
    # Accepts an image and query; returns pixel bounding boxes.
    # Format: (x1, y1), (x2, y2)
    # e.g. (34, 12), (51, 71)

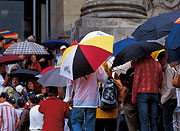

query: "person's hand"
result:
(159, 103), (163, 108)
(39, 58), (45, 63)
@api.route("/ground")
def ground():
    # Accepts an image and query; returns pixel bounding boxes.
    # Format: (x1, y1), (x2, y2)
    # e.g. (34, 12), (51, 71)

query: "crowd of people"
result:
(0, 34), (180, 131)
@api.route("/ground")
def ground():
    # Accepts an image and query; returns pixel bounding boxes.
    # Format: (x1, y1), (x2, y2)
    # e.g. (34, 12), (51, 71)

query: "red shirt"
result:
(132, 55), (162, 103)
(39, 96), (70, 131)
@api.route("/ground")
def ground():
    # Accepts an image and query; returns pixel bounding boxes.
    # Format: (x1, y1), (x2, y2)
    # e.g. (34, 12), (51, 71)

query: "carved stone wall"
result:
(73, 0), (147, 42)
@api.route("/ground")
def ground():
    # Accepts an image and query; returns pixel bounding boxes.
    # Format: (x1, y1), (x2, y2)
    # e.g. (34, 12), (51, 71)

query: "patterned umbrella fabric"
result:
(0, 30), (18, 38)
(38, 68), (67, 87)
(60, 31), (114, 80)
(3, 42), (49, 55)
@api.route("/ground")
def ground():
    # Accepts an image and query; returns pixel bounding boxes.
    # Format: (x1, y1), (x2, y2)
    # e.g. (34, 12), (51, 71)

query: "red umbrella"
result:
(40, 66), (56, 75)
(0, 55), (23, 64)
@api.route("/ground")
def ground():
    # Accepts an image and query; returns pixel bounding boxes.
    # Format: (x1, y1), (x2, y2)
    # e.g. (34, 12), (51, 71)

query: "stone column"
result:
(73, 0), (147, 42)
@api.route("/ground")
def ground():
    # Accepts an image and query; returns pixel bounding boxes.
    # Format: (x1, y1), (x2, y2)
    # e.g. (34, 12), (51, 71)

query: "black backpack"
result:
(98, 75), (118, 110)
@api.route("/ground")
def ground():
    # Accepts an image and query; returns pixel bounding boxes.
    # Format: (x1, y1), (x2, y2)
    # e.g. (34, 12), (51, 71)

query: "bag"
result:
(173, 73), (180, 88)
(98, 76), (118, 110)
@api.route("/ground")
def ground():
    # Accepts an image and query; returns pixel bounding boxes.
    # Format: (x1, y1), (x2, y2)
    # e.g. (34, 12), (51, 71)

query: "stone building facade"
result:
(51, 0), (180, 43)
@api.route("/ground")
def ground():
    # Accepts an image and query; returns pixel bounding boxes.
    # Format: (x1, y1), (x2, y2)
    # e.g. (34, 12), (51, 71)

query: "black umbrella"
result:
(112, 42), (164, 67)
(132, 11), (180, 41)
(8, 69), (39, 84)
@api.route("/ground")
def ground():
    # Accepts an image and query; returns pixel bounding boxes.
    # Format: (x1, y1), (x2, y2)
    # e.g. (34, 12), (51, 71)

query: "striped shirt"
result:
(0, 101), (18, 131)
(132, 55), (163, 103)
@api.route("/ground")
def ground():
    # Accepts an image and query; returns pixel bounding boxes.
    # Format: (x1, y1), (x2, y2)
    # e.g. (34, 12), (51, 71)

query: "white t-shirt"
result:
(0, 75), (5, 93)
(29, 105), (44, 130)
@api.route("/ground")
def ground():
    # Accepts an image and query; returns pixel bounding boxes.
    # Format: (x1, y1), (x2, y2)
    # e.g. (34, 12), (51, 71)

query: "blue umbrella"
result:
(37, 68), (67, 87)
(166, 18), (180, 49)
(112, 38), (136, 56)
(132, 11), (180, 41)
(42, 39), (69, 50)
(166, 48), (180, 63)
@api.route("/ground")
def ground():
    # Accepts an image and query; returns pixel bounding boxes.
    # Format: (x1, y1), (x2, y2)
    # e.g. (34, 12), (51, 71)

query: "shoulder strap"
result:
(11, 86), (22, 97)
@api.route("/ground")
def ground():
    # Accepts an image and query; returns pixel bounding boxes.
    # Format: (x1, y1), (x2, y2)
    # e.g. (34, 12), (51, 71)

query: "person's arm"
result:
(2, 73), (8, 87)
(18, 110), (28, 131)
(0, 116), (2, 129)
(36, 63), (41, 72)
(63, 79), (73, 103)
(64, 102), (70, 118)
(161, 68), (176, 104)
(96, 65), (108, 82)
(15, 118), (20, 130)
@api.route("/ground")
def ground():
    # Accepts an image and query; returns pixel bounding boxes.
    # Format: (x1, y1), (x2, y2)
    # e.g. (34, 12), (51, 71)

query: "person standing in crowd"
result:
(0, 92), (19, 131)
(4, 76), (21, 100)
(39, 87), (70, 131)
(157, 51), (177, 131)
(56, 45), (67, 66)
(29, 95), (44, 131)
(95, 62), (122, 131)
(64, 65), (108, 131)
(132, 55), (163, 131)
(0, 64), (8, 93)
(27, 55), (41, 72)
(18, 94), (36, 131)
(0, 36), (6, 55)
(16, 98), (25, 118)
(122, 66), (140, 131)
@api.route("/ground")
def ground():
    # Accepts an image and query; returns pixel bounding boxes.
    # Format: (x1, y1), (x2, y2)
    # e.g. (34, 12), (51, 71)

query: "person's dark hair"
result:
(28, 94), (37, 104)
(0, 63), (3, 67)
(17, 99), (25, 108)
(0, 36), (5, 42)
(36, 95), (44, 104)
(157, 51), (166, 60)
(47, 86), (58, 97)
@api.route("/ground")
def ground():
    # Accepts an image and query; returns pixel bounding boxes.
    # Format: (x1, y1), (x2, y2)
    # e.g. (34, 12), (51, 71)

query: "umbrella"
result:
(166, 17), (180, 49)
(0, 30), (18, 38)
(0, 55), (23, 64)
(40, 66), (56, 75)
(132, 11), (180, 41)
(60, 31), (114, 80)
(151, 49), (165, 60)
(166, 48), (180, 63)
(3, 42), (49, 55)
(42, 39), (69, 50)
(112, 42), (164, 67)
(38, 68), (67, 87)
(8, 69), (38, 83)
(112, 38), (136, 56)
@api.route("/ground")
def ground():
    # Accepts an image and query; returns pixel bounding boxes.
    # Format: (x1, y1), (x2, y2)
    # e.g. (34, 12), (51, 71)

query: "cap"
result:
(0, 92), (9, 99)
(8, 97), (16, 104)
(16, 85), (23, 93)
(60, 45), (67, 50)
(28, 91), (36, 96)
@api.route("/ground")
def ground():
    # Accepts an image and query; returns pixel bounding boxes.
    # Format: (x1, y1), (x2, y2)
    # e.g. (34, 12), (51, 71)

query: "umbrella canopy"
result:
(60, 31), (114, 80)
(112, 38), (136, 56)
(0, 30), (18, 38)
(166, 48), (180, 63)
(0, 55), (23, 64)
(166, 17), (180, 49)
(132, 11), (180, 41)
(38, 68), (67, 87)
(8, 69), (38, 83)
(40, 66), (56, 75)
(42, 39), (69, 50)
(3, 42), (49, 55)
(112, 42), (164, 67)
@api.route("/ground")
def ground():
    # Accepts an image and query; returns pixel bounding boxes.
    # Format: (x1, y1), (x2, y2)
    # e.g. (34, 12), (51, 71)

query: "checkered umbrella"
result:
(3, 42), (49, 55)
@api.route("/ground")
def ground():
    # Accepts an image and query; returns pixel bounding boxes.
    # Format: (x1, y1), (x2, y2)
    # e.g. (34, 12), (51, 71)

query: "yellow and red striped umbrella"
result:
(60, 31), (114, 80)
(0, 30), (18, 38)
